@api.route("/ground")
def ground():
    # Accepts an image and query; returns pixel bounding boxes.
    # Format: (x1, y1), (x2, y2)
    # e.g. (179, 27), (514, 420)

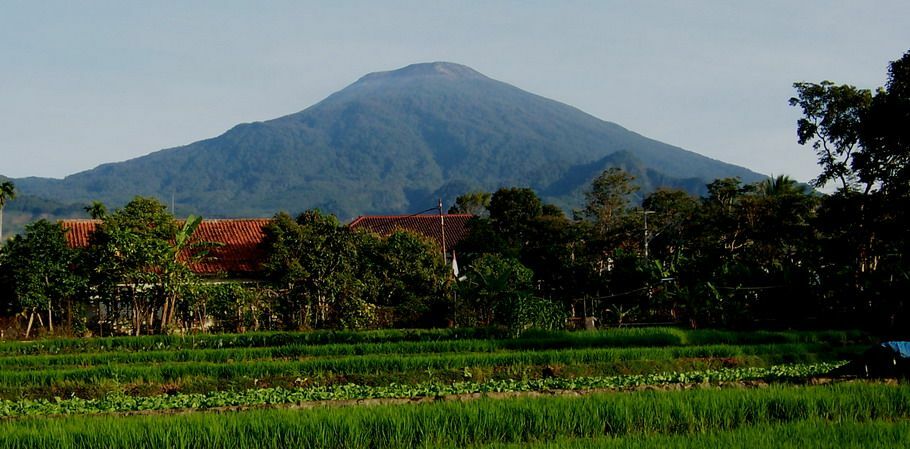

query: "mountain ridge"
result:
(9, 61), (764, 222)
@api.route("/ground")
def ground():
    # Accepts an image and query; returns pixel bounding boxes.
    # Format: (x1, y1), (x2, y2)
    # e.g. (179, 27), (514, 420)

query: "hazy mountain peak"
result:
(355, 62), (486, 85)
(12, 62), (764, 221)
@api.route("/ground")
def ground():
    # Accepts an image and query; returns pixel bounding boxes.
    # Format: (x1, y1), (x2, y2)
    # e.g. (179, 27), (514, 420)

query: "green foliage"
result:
(0, 181), (15, 209)
(489, 187), (543, 228)
(790, 81), (872, 191)
(458, 254), (565, 334)
(262, 210), (374, 330)
(361, 230), (451, 327)
(580, 167), (639, 237)
(789, 49), (910, 329)
(483, 420), (910, 449)
(0, 327), (869, 356)
(263, 210), (452, 330)
(448, 191), (491, 216)
(81, 197), (202, 335)
(0, 383), (906, 448)
(855, 50), (910, 196)
(0, 326), (870, 402)
(181, 282), (275, 333)
(0, 180), (15, 242)
(0, 220), (82, 336)
(0, 362), (843, 418)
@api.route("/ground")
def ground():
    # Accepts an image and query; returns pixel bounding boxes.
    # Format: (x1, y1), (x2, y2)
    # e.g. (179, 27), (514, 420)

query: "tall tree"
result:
(790, 81), (872, 192)
(792, 49), (910, 329)
(84, 201), (108, 219)
(459, 187), (545, 258)
(159, 215), (205, 333)
(0, 220), (81, 337)
(579, 168), (639, 237)
(855, 50), (910, 196)
(0, 181), (15, 244)
(640, 188), (699, 262)
(83, 197), (195, 335)
(262, 210), (373, 329)
(448, 191), (491, 216)
(458, 253), (563, 335)
(360, 230), (450, 327)
(488, 187), (543, 230)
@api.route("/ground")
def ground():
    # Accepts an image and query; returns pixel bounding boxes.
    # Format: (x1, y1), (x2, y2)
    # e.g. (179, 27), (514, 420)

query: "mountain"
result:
(10, 62), (764, 221)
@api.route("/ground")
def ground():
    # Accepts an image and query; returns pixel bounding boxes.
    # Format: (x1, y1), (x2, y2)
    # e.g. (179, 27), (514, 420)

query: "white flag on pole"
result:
(452, 251), (459, 278)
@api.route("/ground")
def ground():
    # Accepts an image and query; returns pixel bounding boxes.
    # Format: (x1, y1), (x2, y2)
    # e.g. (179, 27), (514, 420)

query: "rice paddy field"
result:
(0, 327), (905, 448)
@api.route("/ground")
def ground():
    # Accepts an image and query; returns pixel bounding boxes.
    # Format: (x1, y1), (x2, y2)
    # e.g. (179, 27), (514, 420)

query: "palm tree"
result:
(84, 201), (108, 219)
(0, 181), (16, 244)
(758, 175), (807, 197)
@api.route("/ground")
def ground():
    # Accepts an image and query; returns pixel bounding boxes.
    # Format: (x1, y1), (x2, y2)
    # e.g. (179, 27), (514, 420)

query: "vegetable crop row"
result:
(0, 362), (844, 418)
(0, 382), (905, 449)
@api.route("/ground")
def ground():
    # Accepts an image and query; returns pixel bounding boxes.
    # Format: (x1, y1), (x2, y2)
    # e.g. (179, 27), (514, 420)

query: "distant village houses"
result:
(348, 214), (473, 257)
(59, 214), (474, 277)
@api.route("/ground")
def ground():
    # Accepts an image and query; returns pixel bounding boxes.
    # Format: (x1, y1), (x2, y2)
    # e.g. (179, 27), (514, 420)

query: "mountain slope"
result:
(13, 62), (763, 220)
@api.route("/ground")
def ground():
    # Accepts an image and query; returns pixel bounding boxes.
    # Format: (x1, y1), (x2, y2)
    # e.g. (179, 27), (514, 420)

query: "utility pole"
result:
(438, 198), (447, 263)
(643, 210), (655, 260)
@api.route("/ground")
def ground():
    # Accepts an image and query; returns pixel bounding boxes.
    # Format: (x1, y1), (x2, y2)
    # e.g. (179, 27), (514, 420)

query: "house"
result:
(348, 214), (474, 253)
(60, 218), (271, 277)
(60, 214), (475, 276)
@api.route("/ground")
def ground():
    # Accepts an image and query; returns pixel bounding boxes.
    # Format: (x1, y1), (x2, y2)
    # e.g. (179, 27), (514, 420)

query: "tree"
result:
(757, 175), (808, 197)
(0, 181), (15, 244)
(791, 49), (910, 195)
(790, 81), (872, 192)
(791, 49), (910, 329)
(158, 214), (206, 333)
(82, 197), (199, 335)
(579, 168), (639, 237)
(458, 253), (564, 335)
(640, 188), (699, 260)
(262, 210), (373, 329)
(84, 201), (107, 219)
(448, 191), (491, 216)
(855, 50), (910, 196)
(458, 188), (545, 260)
(360, 230), (450, 327)
(488, 187), (543, 229)
(0, 220), (81, 337)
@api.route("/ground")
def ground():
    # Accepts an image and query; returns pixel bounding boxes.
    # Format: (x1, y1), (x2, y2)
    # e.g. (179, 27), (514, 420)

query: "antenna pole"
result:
(438, 198), (446, 262)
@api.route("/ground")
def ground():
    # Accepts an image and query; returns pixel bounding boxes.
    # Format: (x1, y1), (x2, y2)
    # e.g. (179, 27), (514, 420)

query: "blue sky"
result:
(2, 1), (909, 186)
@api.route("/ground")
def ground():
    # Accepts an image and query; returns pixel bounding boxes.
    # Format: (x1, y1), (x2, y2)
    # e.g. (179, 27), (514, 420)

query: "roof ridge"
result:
(198, 218), (272, 222)
(351, 213), (475, 219)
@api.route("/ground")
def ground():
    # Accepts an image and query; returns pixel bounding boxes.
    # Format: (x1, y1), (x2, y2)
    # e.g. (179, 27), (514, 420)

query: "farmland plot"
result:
(0, 328), (901, 448)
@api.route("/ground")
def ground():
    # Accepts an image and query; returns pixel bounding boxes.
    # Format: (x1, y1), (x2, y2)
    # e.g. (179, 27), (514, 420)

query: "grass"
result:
(0, 327), (893, 448)
(0, 383), (906, 448)
(476, 419), (910, 449)
(0, 327), (870, 400)
(0, 327), (872, 356)
(0, 341), (859, 372)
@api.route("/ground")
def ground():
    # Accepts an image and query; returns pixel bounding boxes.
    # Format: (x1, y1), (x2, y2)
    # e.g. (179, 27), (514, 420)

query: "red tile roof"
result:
(61, 214), (476, 276)
(59, 219), (271, 276)
(348, 214), (474, 252)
